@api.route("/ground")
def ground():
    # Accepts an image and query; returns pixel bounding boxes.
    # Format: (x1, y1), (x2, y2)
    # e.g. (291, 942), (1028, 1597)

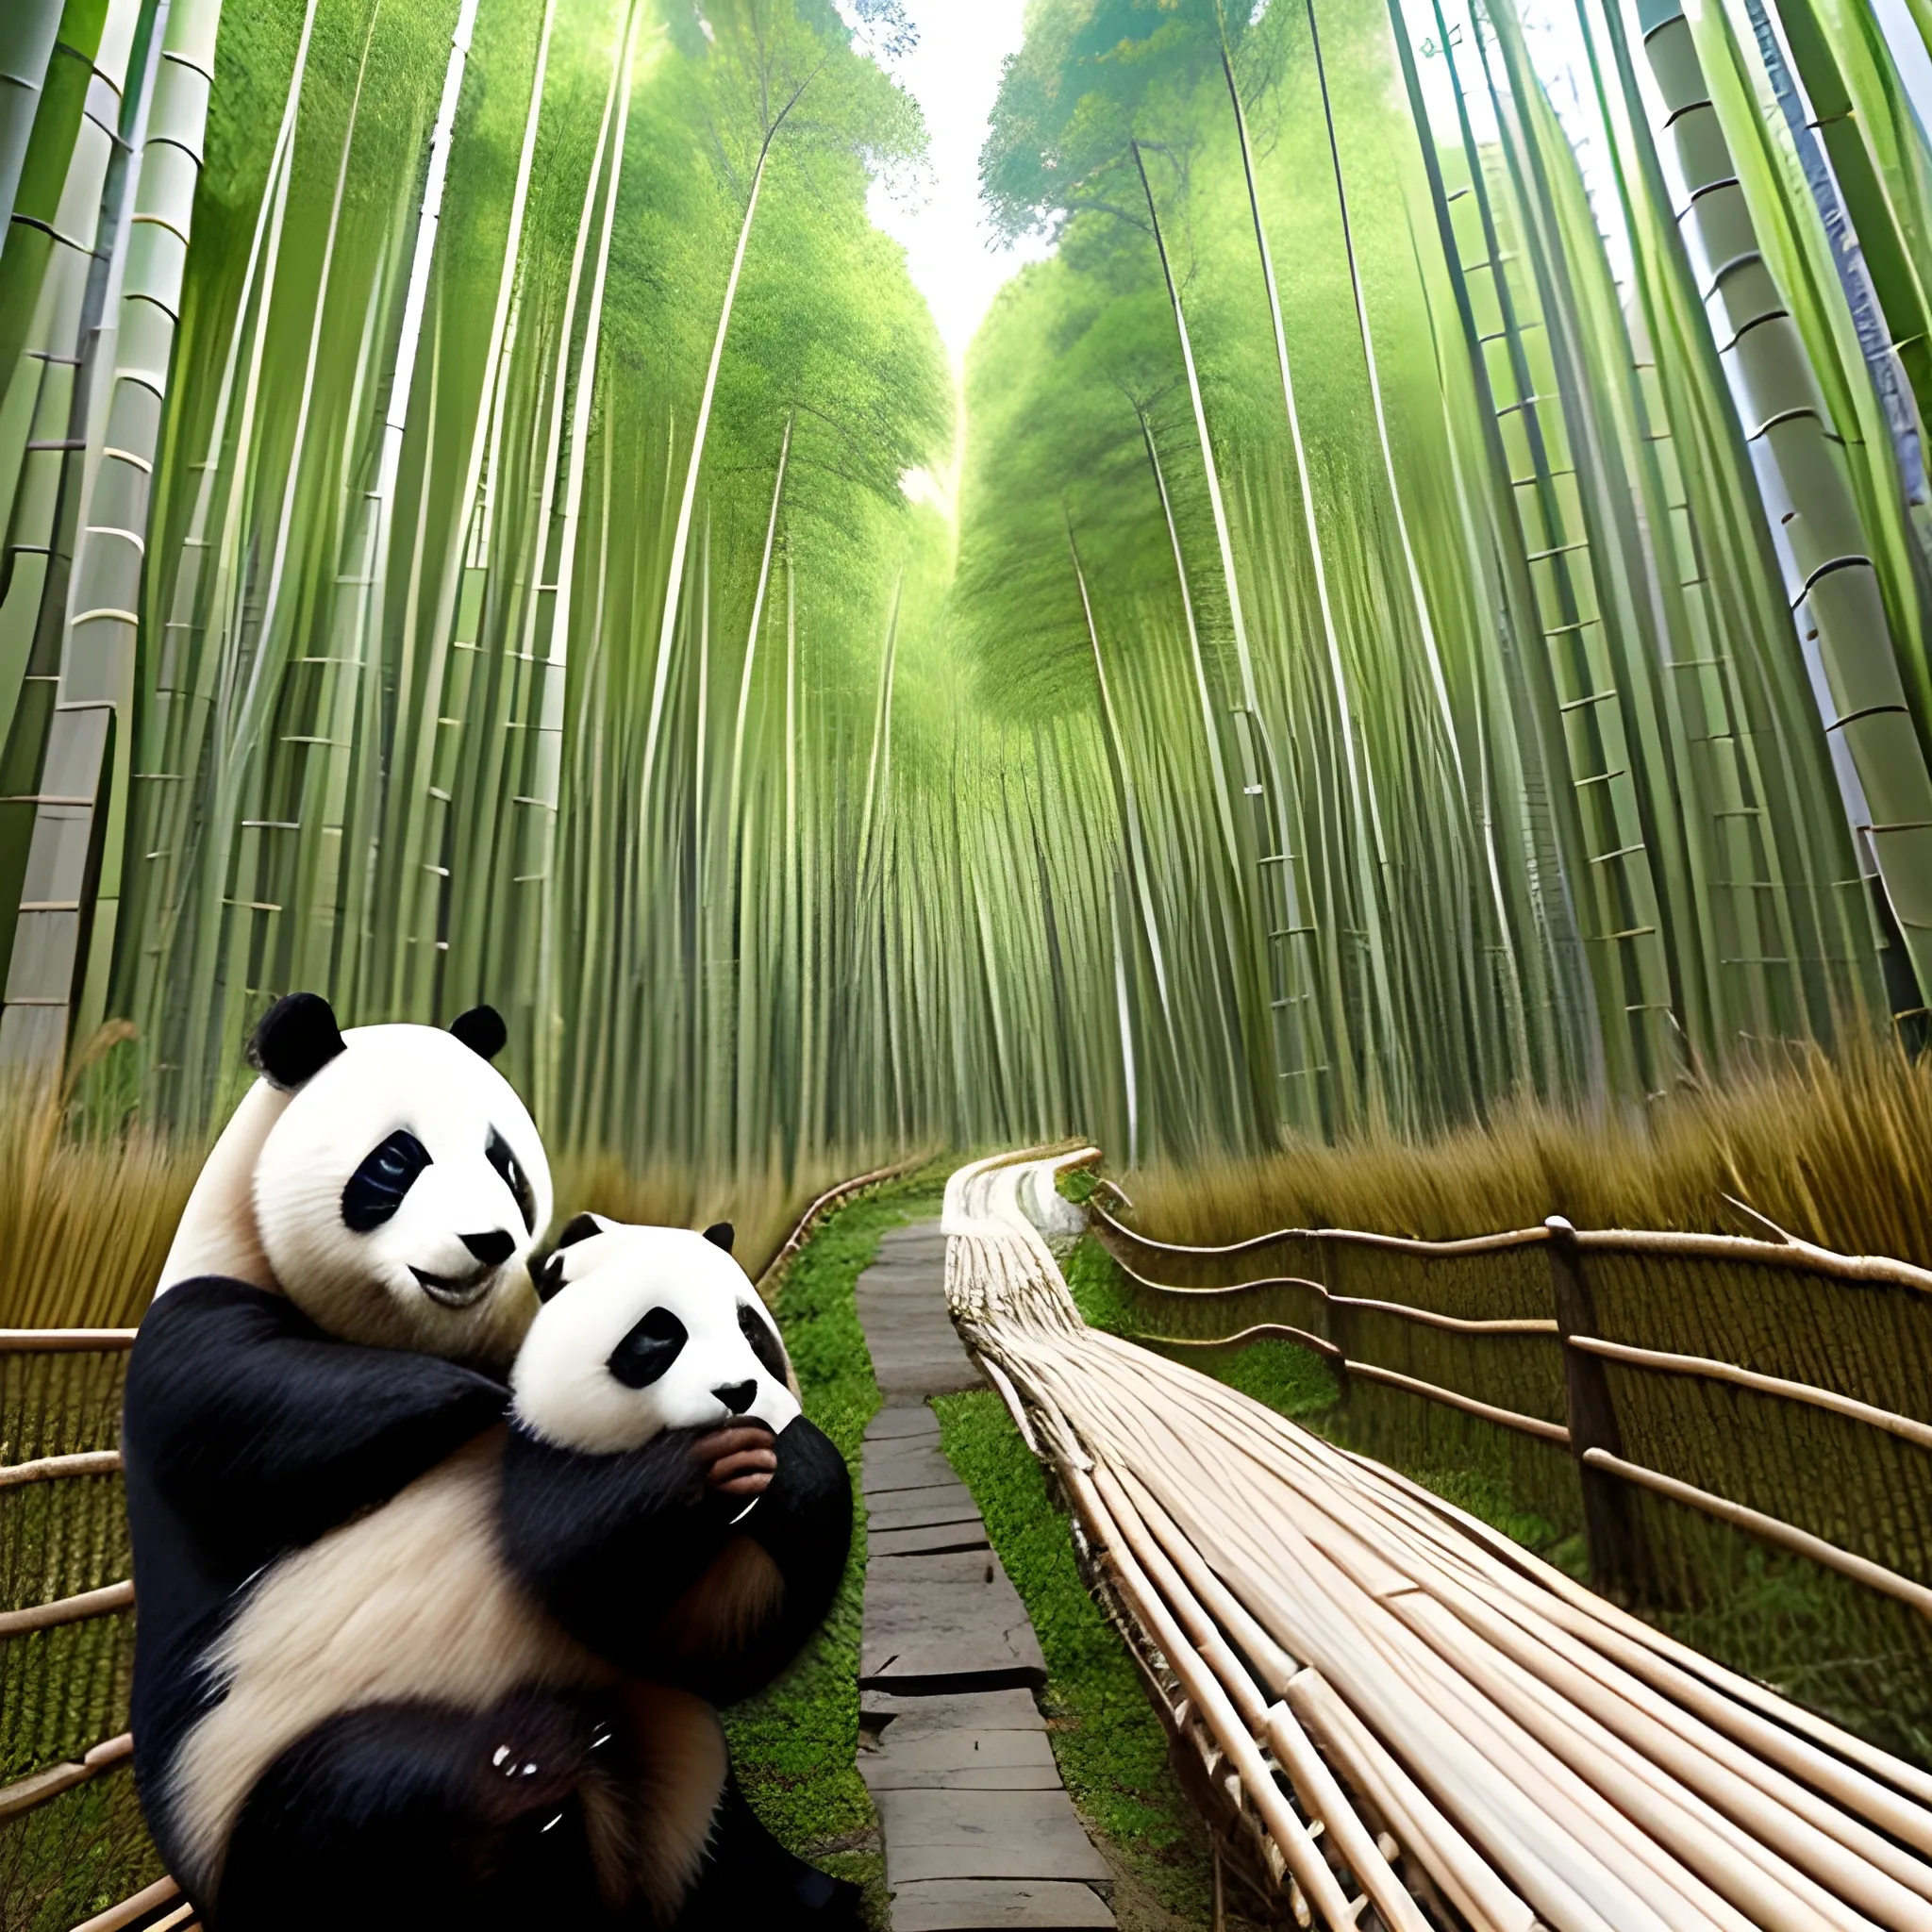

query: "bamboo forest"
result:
(4, 0), (1931, 1176)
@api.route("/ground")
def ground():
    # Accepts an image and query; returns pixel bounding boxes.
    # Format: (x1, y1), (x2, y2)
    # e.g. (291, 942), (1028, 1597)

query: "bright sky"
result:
(862, 0), (1054, 373)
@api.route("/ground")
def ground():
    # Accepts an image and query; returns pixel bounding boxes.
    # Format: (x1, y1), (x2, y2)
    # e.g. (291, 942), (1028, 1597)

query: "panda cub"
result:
(501, 1212), (859, 1925)
(507, 1211), (852, 1706)
(125, 992), (858, 1930)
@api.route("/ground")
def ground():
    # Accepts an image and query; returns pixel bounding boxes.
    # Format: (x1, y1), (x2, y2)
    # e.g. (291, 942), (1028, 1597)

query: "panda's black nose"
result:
(714, 1380), (757, 1415)
(461, 1228), (516, 1269)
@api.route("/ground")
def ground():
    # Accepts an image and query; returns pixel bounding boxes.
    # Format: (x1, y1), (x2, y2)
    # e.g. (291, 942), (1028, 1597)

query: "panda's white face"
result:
(252, 1024), (553, 1368)
(510, 1223), (800, 1454)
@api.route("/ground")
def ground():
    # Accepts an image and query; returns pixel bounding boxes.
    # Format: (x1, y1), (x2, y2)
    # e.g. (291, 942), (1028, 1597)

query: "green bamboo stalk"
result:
(444, 10), (621, 1020)
(0, 0), (217, 1070)
(0, 0), (107, 415)
(390, 0), (557, 1018)
(1149, 430), (1241, 843)
(1067, 513), (1176, 1058)
(0, 0), (65, 254)
(176, 0), (378, 1107)
(727, 411), (791, 843)
(640, 68), (816, 804)
(294, 0), (475, 1005)
(1128, 134), (1338, 1130)
(1640, 0), (1932, 1010)
(523, 0), (640, 1119)
(0, 0), (145, 801)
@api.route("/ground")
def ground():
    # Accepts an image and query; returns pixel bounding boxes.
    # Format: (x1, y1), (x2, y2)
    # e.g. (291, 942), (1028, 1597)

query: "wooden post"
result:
(1546, 1216), (1655, 1605)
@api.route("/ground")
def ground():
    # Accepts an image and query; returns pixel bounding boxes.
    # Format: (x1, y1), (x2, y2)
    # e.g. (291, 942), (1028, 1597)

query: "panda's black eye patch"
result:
(739, 1302), (789, 1385)
(486, 1126), (537, 1234)
(608, 1307), (687, 1390)
(342, 1130), (432, 1232)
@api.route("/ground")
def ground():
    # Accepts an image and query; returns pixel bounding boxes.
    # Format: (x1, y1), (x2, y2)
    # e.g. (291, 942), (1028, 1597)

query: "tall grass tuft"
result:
(1128, 1039), (1932, 1266)
(0, 1052), (203, 1331)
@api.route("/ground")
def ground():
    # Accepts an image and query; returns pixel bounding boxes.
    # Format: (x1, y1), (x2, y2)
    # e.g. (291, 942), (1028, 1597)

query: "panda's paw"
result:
(470, 1690), (604, 1826)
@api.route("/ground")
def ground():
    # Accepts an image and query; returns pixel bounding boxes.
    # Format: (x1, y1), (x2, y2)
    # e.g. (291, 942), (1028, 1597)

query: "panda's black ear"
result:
(554, 1212), (607, 1251)
(449, 1005), (508, 1060)
(534, 1251), (569, 1304)
(703, 1221), (735, 1254)
(248, 992), (346, 1091)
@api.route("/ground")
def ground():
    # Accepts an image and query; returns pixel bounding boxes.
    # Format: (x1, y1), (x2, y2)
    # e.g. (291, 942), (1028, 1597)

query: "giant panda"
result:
(124, 993), (858, 1930)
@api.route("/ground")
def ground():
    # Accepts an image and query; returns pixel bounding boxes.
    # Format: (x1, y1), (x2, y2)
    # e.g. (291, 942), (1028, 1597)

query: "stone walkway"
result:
(855, 1223), (1116, 1931)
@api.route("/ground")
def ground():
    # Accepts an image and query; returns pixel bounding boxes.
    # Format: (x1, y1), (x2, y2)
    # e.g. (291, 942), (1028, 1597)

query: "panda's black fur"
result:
(124, 993), (858, 1931)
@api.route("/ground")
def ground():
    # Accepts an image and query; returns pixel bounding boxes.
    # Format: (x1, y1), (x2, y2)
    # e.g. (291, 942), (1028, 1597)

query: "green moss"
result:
(1055, 1164), (1101, 1206)
(723, 1172), (948, 1925)
(931, 1388), (1221, 1926)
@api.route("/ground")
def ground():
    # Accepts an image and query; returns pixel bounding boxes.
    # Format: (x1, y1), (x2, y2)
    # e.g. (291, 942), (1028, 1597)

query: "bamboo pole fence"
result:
(946, 1146), (1932, 1930)
(1088, 1190), (1932, 1617)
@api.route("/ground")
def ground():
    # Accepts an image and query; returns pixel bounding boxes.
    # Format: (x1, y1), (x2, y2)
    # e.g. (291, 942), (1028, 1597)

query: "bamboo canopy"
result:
(945, 1149), (1932, 1930)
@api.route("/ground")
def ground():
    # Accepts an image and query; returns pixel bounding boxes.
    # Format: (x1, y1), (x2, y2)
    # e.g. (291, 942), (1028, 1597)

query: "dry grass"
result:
(0, 1071), (203, 1332)
(1128, 1038), (1932, 1266)
(0, 1028), (896, 1332)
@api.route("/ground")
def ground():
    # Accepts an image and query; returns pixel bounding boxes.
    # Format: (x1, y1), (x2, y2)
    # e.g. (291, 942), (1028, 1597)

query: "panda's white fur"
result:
(165, 1432), (728, 1920)
(159, 1021), (552, 1372)
(512, 1220), (799, 1454)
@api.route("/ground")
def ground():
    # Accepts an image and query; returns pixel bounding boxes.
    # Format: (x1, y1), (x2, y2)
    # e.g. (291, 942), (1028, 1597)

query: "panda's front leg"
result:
(501, 1415), (849, 1697)
(657, 1412), (854, 1704)
(501, 1421), (766, 1674)
(214, 1689), (627, 1932)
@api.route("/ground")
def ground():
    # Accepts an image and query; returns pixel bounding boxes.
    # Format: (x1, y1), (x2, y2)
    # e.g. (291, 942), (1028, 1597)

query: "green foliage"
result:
(932, 1387), (1221, 1925)
(4, 0), (1930, 1235)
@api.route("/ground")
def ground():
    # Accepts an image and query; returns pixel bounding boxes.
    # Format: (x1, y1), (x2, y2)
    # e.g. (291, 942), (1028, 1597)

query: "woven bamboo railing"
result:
(947, 1147), (1932, 1931)
(1089, 1191), (1932, 1623)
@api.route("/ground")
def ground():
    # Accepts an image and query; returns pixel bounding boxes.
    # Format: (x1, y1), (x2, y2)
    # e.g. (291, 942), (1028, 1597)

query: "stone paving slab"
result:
(876, 1789), (1113, 1887)
(869, 1521), (992, 1558)
(867, 1483), (986, 1533)
(860, 1687), (1046, 1735)
(885, 1881), (1116, 1931)
(861, 1551), (1045, 1691)
(868, 1403), (944, 1436)
(861, 1725), (1060, 1790)
(862, 1442), (962, 1493)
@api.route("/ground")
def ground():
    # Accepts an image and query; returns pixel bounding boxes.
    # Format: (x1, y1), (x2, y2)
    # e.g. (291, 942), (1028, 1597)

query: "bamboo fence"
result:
(1089, 1190), (1932, 1652)
(947, 1147), (1932, 1930)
